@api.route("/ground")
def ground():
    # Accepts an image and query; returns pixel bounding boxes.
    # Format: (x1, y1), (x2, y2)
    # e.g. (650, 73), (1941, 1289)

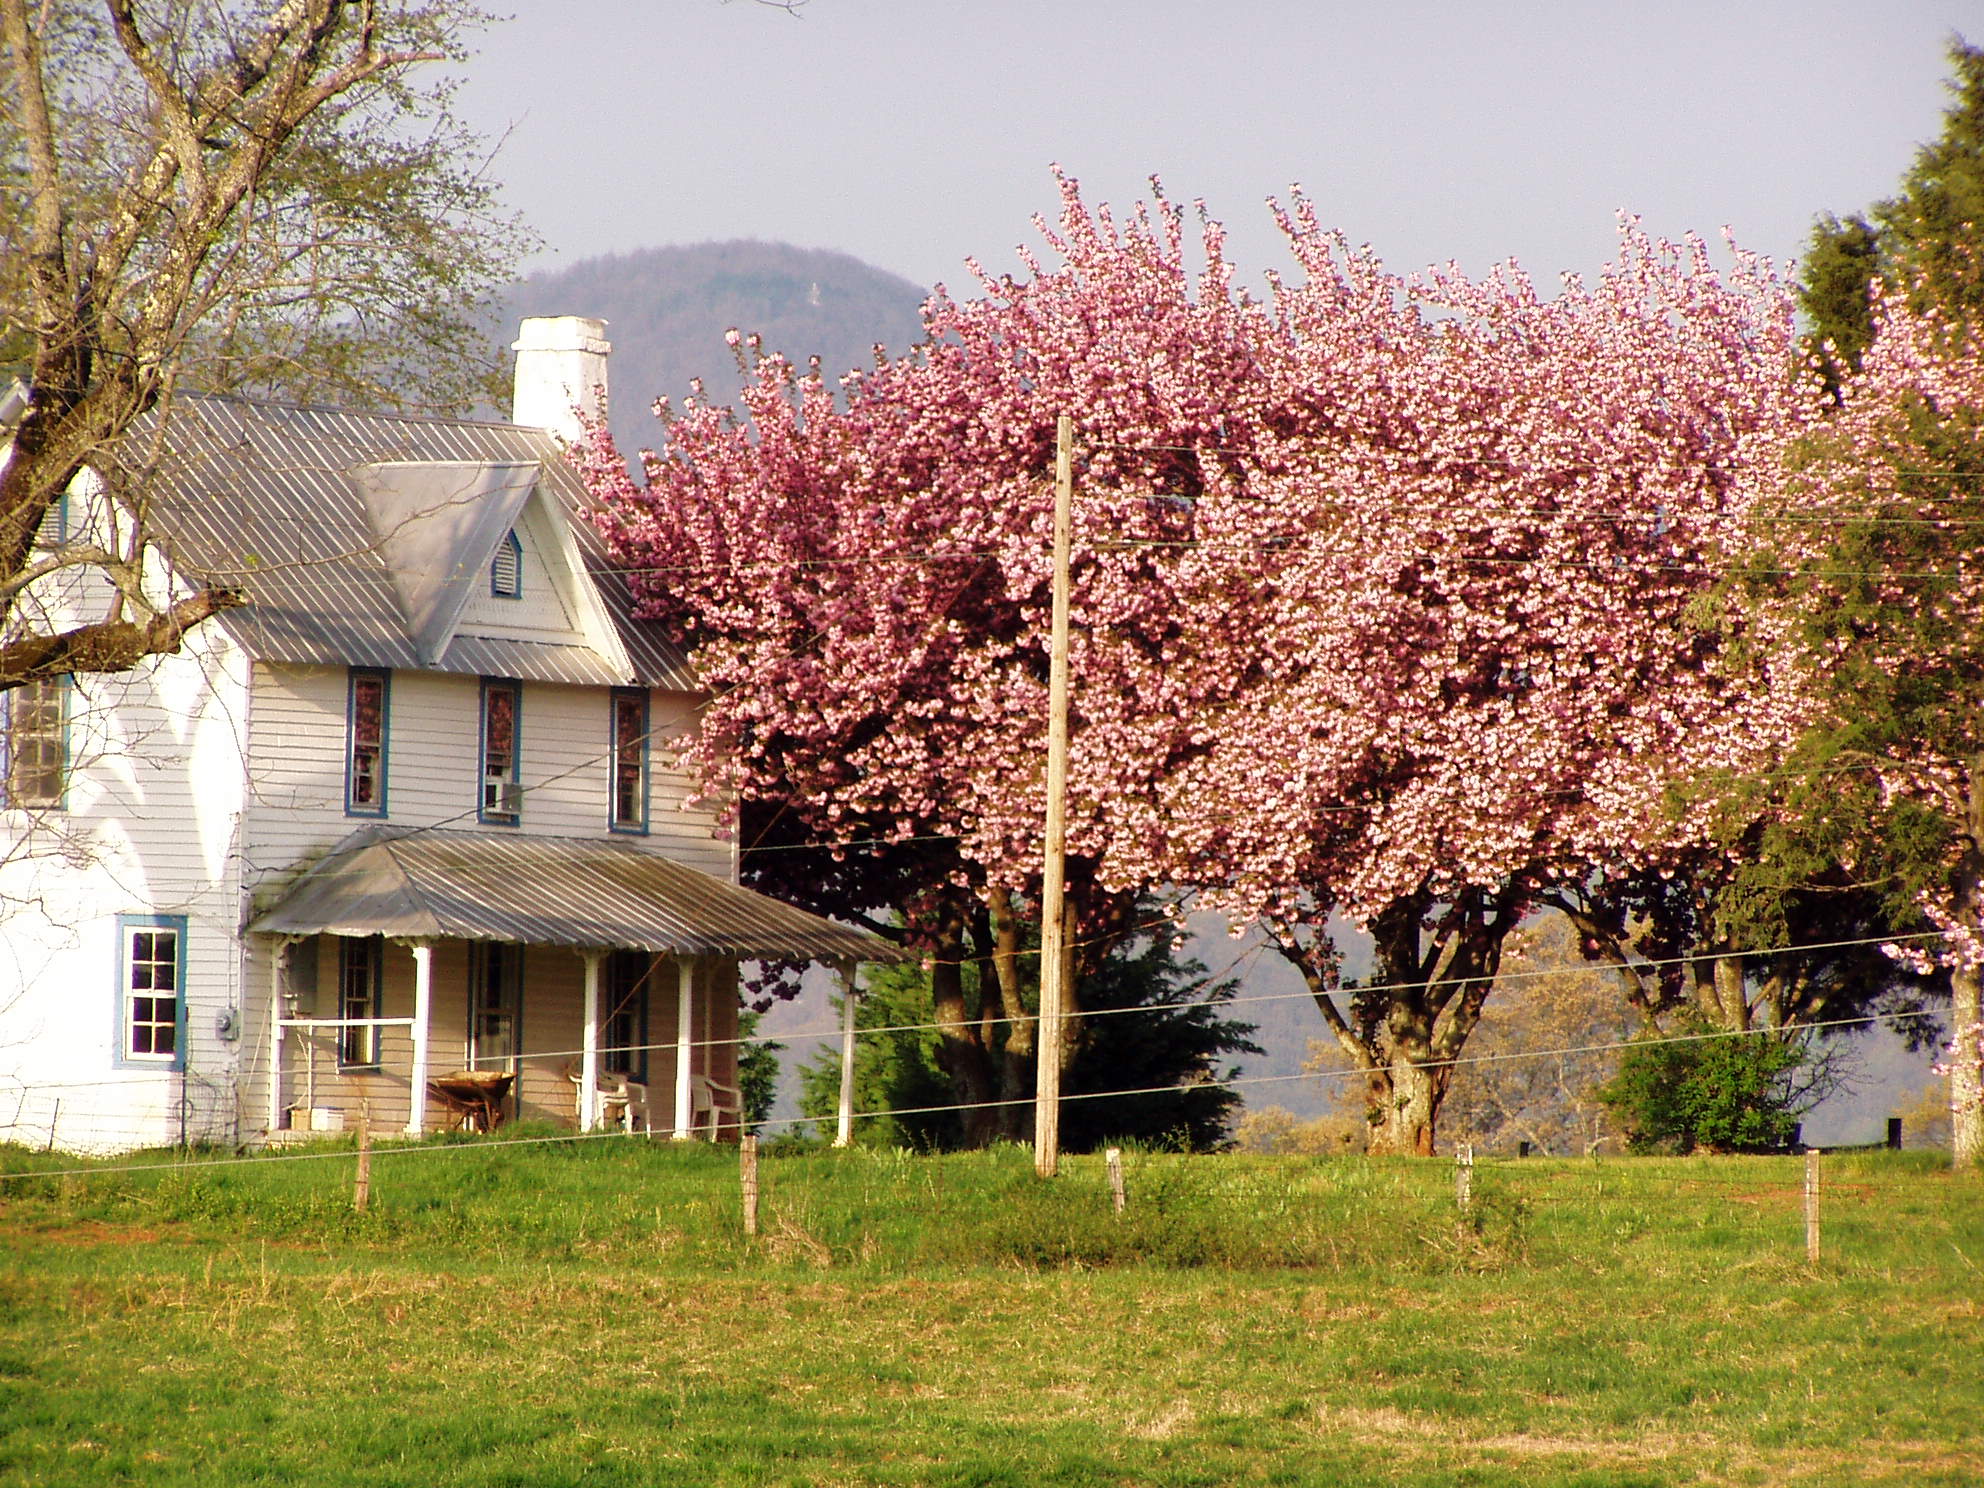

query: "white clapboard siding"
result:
(0, 624), (253, 1153)
(450, 499), (587, 642)
(244, 665), (734, 884)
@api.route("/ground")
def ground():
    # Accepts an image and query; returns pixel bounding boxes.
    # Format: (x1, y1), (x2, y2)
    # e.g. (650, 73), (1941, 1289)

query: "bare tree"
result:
(1438, 916), (1639, 1156)
(0, 0), (527, 689)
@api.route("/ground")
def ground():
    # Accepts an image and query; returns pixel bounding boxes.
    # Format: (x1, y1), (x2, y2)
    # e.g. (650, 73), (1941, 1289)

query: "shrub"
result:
(1598, 1016), (1815, 1153)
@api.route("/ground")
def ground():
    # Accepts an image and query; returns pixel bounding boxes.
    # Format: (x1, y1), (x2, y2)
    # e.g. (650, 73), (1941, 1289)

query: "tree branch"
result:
(1267, 932), (1380, 1072)
(0, 585), (245, 687)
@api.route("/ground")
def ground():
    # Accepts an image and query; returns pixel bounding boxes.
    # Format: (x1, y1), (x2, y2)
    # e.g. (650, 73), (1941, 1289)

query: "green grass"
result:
(0, 1136), (1979, 1486)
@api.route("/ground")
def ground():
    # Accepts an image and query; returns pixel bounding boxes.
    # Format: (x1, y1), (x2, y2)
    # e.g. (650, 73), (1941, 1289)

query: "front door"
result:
(604, 951), (653, 1084)
(468, 943), (523, 1073)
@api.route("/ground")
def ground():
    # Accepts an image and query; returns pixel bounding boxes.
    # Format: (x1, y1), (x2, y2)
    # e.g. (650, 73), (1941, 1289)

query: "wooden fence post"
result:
(353, 1099), (372, 1213)
(1455, 1143), (1474, 1215)
(1106, 1147), (1126, 1214)
(741, 1134), (760, 1237)
(1804, 1147), (1820, 1263)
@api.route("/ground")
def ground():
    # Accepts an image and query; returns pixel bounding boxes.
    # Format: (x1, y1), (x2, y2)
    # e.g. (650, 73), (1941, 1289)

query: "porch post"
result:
(834, 960), (859, 1148)
(580, 949), (605, 1132)
(673, 955), (696, 1139)
(405, 940), (434, 1136)
(266, 936), (296, 1136)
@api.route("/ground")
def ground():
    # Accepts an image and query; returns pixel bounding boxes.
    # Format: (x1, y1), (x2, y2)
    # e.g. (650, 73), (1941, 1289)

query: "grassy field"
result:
(0, 1134), (1979, 1487)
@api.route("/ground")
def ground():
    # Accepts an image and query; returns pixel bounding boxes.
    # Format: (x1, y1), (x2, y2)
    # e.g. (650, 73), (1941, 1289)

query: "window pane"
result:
(7, 679), (65, 808)
(352, 679), (383, 746)
(485, 689), (514, 761)
(611, 694), (645, 828)
(338, 937), (380, 1066)
(348, 673), (387, 811)
(482, 684), (519, 819)
(123, 923), (182, 1062)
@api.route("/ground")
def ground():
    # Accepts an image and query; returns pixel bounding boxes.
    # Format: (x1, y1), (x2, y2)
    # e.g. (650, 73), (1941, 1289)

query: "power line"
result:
(699, 926), (1950, 1055)
(6, 922), (1935, 1097)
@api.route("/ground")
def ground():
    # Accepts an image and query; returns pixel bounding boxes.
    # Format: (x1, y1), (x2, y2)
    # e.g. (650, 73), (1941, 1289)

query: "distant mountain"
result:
(499, 241), (930, 454)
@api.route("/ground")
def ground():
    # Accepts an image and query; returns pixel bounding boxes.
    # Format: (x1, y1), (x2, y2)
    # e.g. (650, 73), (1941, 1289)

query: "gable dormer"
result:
(349, 460), (539, 666)
(450, 482), (631, 666)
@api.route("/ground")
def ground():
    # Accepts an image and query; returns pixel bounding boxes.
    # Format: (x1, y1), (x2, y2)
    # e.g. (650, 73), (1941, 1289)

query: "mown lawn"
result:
(0, 1137), (1978, 1486)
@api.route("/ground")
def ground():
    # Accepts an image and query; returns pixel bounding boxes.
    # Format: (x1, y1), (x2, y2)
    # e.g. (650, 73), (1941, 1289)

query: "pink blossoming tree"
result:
(581, 176), (1818, 1154)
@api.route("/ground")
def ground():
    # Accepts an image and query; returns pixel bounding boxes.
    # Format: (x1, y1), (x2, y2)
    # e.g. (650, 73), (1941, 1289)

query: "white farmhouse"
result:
(0, 318), (888, 1154)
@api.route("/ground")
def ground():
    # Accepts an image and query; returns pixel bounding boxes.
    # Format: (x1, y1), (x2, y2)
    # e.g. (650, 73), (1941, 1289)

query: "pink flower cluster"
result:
(577, 173), (1823, 945)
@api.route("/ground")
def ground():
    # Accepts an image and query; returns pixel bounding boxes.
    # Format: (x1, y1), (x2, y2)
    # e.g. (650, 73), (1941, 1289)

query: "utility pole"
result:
(1035, 414), (1074, 1179)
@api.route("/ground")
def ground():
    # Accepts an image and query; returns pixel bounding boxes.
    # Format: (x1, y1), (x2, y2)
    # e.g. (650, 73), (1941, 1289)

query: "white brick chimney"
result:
(511, 316), (610, 444)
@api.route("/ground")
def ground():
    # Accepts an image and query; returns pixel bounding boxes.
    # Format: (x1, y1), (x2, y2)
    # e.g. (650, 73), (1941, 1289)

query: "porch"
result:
(247, 827), (897, 1141)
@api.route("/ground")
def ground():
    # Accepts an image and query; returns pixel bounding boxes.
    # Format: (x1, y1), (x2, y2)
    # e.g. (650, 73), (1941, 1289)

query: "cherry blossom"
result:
(579, 174), (1820, 1154)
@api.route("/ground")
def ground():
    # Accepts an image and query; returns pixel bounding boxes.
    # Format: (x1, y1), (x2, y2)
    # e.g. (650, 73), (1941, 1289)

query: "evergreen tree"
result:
(1798, 213), (1881, 390)
(737, 1010), (783, 1135)
(1880, 39), (1984, 325)
(798, 912), (1260, 1152)
(1776, 35), (1984, 1164)
(1799, 38), (1984, 377)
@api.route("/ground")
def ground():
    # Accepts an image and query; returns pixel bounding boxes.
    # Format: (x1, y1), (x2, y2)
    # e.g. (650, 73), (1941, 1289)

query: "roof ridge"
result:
(181, 389), (551, 438)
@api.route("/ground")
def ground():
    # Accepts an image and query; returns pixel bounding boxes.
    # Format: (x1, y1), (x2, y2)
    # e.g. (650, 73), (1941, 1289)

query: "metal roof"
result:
(247, 826), (905, 962)
(134, 395), (695, 690)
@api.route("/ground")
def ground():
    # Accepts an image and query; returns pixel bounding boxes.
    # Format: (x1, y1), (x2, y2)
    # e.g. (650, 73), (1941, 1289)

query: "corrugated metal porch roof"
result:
(247, 827), (904, 962)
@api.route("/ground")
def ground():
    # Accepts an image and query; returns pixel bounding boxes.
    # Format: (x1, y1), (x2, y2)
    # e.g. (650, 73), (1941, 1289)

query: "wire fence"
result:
(0, 992), (1954, 1180)
(1, 1119), (1968, 1289)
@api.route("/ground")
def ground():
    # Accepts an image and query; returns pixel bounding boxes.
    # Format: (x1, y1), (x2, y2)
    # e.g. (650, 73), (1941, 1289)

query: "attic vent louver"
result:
(491, 529), (523, 598)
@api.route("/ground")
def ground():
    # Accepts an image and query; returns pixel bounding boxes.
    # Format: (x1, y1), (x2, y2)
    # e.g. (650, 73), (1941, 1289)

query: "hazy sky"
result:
(459, 0), (1984, 300)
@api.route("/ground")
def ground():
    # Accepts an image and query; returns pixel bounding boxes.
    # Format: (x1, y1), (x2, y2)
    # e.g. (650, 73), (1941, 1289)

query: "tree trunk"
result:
(1712, 954), (1749, 1031)
(927, 923), (1000, 1148)
(1276, 887), (1517, 1158)
(1951, 960), (1983, 1168)
(1953, 767), (1984, 1168)
(984, 887), (1034, 1142)
(1373, 1025), (1440, 1157)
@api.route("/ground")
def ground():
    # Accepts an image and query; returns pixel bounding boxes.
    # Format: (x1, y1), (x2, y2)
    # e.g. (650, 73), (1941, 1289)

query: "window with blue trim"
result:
(116, 914), (187, 1070)
(5, 676), (68, 809)
(609, 688), (648, 833)
(337, 935), (383, 1068)
(345, 668), (390, 817)
(479, 678), (522, 824)
(491, 529), (523, 598)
